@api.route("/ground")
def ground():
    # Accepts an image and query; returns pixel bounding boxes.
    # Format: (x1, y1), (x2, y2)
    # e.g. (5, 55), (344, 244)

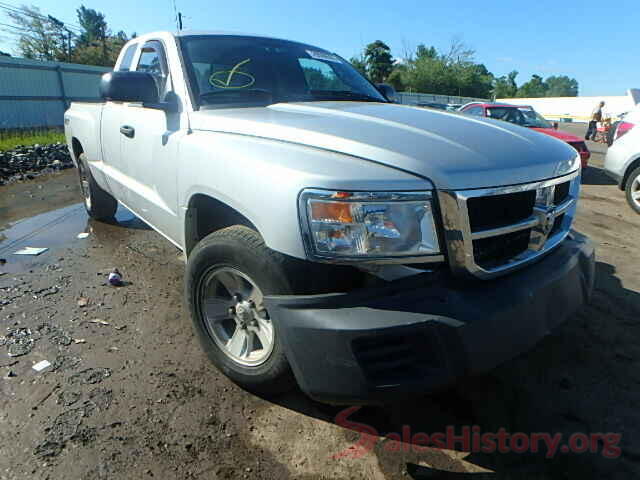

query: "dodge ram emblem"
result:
(540, 208), (556, 235)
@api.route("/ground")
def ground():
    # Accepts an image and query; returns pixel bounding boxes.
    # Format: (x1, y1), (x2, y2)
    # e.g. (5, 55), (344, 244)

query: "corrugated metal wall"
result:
(0, 56), (110, 129)
(396, 92), (487, 106)
(0, 56), (487, 128)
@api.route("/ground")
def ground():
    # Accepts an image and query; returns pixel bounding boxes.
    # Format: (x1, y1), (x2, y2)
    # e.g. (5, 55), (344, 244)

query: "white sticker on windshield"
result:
(306, 50), (342, 63)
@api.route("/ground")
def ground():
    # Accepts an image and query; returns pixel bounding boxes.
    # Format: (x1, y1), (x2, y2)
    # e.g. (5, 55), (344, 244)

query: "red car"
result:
(460, 102), (590, 168)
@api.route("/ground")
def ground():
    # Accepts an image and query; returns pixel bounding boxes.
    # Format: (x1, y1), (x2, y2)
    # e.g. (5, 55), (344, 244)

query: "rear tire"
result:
(77, 153), (118, 220)
(625, 166), (640, 214)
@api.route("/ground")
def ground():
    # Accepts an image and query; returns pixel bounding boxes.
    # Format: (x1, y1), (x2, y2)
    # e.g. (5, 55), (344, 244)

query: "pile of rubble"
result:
(0, 143), (73, 184)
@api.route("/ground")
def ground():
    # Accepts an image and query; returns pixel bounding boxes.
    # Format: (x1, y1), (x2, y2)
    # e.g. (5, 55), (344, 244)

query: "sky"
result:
(1, 0), (638, 96)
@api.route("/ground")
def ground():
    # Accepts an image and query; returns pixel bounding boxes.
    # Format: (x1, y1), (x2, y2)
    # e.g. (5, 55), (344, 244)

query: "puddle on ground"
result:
(0, 203), (148, 274)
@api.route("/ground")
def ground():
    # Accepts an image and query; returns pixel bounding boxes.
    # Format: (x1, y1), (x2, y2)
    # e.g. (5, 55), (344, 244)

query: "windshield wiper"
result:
(310, 90), (385, 102)
(199, 88), (275, 103)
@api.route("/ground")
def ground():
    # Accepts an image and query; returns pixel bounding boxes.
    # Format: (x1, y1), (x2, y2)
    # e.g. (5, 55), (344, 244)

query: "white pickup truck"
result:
(65, 31), (595, 404)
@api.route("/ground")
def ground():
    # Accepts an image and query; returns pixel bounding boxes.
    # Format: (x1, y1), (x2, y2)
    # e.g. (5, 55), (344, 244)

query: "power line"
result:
(0, 22), (56, 44)
(0, 2), (83, 32)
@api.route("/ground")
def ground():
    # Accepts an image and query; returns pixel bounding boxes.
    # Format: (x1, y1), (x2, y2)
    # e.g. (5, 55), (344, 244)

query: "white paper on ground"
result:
(13, 247), (48, 256)
(77, 232), (89, 239)
(32, 360), (51, 372)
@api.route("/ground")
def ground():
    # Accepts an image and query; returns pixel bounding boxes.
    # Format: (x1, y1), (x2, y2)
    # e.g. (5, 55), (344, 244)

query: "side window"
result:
(465, 106), (483, 116)
(298, 58), (349, 91)
(117, 44), (138, 71)
(136, 41), (169, 99)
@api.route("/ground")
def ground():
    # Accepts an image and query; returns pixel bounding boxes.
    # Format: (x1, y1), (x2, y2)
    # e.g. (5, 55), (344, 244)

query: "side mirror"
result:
(376, 83), (397, 103)
(100, 71), (178, 113)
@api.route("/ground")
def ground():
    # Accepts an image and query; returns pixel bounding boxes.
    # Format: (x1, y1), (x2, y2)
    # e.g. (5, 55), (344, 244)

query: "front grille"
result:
(467, 190), (535, 231)
(473, 229), (531, 269)
(550, 213), (565, 237)
(554, 181), (570, 204)
(438, 171), (578, 279)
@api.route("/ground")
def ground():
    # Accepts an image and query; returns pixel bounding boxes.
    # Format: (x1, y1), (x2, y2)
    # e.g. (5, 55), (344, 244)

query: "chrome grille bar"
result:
(438, 170), (580, 280)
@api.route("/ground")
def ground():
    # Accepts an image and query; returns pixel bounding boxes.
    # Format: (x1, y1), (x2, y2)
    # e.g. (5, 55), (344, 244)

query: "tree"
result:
(363, 40), (393, 83)
(349, 55), (368, 78)
(493, 70), (518, 98)
(386, 64), (406, 91)
(545, 75), (578, 97)
(75, 5), (106, 47)
(0, 50), (11, 57)
(72, 5), (128, 66)
(516, 74), (548, 98)
(387, 40), (493, 98)
(2, 5), (68, 61)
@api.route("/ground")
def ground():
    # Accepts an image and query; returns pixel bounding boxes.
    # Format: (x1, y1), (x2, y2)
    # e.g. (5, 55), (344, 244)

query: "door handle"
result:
(120, 125), (135, 138)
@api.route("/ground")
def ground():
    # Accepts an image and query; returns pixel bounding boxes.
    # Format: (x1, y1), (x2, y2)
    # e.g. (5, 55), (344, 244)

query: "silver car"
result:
(604, 104), (640, 213)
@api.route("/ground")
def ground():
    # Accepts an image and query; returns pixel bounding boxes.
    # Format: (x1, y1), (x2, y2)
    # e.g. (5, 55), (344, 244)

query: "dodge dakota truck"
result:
(64, 31), (595, 404)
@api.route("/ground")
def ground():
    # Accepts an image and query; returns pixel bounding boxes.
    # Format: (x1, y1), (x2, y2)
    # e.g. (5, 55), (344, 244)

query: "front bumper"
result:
(265, 231), (595, 404)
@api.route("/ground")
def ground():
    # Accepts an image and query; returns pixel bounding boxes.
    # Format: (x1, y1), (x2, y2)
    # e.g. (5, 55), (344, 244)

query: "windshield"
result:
(179, 35), (387, 108)
(486, 106), (552, 128)
(518, 108), (553, 128)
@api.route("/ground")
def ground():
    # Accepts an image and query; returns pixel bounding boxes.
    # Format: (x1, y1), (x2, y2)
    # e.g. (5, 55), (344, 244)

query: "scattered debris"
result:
(33, 285), (60, 298)
(13, 246), (49, 256)
(32, 360), (52, 372)
(89, 319), (110, 326)
(74, 338), (86, 344)
(5, 370), (17, 378)
(57, 390), (81, 407)
(47, 407), (85, 443)
(49, 329), (73, 346)
(85, 387), (113, 413)
(69, 367), (111, 385)
(8, 337), (34, 357)
(0, 143), (73, 185)
(33, 440), (64, 458)
(77, 297), (89, 307)
(114, 325), (126, 331)
(52, 355), (81, 372)
(76, 232), (90, 239)
(71, 426), (96, 445)
(107, 268), (123, 287)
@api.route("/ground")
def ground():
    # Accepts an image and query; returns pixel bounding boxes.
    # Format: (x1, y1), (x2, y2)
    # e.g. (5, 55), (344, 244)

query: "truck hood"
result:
(190, 102), (579, 190)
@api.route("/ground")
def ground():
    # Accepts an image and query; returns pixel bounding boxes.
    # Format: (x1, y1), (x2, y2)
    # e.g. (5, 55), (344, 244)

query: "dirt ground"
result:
(1, 125), (639, 479)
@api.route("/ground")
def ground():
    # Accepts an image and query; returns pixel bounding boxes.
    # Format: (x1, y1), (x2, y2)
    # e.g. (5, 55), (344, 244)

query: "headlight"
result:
(299, 189), (441, 261)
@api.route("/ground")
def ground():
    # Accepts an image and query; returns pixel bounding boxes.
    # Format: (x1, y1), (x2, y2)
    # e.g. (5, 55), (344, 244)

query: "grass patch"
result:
(0, 128), (65, 151)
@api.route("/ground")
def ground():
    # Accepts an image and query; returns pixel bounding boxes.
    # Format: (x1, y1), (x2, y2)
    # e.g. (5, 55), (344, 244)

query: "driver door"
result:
(118, 40), (183, 242)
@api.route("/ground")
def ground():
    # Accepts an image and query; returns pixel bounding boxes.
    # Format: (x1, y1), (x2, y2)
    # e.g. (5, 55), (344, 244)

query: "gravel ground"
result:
(1, 127), (639, 479)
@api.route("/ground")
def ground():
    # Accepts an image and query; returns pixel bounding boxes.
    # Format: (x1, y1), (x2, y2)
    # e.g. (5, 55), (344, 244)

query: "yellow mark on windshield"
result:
(209, 58), (255, 89)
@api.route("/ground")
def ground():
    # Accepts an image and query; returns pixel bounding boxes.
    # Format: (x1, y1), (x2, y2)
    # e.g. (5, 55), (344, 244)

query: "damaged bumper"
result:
(264, 231), (595, 405)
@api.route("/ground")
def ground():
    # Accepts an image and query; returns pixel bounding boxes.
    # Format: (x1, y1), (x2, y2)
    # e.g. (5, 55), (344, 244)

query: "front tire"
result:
(77, 153), (118, 220)
(185, 225), (298, 395)
(625, 166), (640, 214)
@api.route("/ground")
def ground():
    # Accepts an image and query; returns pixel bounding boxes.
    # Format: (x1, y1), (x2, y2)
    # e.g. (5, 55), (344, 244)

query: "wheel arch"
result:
(621, 155), (640, 190)
(71, 137), (84, 165)
(184, 193), (259, 257)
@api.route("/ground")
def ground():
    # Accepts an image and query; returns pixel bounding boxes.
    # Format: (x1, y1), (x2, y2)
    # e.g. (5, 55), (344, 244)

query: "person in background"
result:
(586, 101), (605, 140)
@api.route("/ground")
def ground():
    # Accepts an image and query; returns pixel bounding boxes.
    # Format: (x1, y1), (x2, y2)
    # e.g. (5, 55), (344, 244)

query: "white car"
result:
(604, 104), (640, 213)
